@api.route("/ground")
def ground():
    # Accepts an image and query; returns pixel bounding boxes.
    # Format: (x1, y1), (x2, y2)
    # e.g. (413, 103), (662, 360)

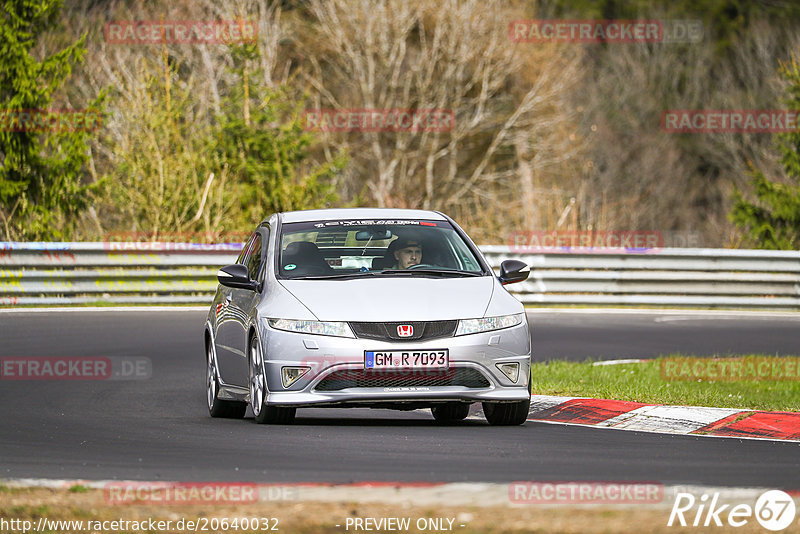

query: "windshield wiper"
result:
(289, 272), (376, 280)
(291, 269), (484, 280)
(375, 269), (483, 277)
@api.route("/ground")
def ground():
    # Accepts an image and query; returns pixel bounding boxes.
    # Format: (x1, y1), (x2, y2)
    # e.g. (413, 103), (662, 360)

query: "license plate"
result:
(364, 350), (449, 369)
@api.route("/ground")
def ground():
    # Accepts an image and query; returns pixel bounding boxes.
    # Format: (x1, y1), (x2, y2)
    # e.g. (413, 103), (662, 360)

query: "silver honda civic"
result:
(204, 208), (532, 425)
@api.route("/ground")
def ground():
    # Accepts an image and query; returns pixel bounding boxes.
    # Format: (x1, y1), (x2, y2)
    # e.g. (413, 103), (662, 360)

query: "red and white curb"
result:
(527, 395), (800, 442)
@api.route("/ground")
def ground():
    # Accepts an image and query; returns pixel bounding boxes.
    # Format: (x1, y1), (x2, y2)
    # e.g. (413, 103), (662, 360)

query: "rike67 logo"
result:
(668, 490), (797, 531)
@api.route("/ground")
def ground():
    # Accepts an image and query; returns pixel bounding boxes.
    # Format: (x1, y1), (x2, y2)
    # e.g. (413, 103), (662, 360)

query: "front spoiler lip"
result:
(261, 388), (531, 408)
(216, 383), (531, 407)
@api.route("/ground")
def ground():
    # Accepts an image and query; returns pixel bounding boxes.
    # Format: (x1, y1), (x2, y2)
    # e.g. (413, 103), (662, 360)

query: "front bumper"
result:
(259, 320), (531, 407)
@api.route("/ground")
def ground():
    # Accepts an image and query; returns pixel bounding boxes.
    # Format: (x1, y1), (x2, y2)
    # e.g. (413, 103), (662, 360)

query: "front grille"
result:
(314, 368), (490, 391)
(350, 320), (457, 341)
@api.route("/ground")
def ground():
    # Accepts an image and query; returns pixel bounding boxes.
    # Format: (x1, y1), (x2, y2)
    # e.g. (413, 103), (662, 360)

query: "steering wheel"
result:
(406, 263), (437, 270)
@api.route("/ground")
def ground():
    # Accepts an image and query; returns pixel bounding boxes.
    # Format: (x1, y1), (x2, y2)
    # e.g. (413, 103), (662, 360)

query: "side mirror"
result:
(217, 264), (258, 291)
(498, 259), (530, 285)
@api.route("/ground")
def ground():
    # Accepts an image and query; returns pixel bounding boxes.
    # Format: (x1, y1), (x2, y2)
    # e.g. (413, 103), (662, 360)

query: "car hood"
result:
(278, 276), (495, 321)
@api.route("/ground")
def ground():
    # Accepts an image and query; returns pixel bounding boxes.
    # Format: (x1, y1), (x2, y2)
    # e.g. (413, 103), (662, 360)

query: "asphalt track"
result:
(0, 308), (798, 488)
(526, 309), (800, 361)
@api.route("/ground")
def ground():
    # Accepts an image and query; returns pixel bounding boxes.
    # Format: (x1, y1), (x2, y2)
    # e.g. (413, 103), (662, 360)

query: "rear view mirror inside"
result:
(355, 229), (392, 241)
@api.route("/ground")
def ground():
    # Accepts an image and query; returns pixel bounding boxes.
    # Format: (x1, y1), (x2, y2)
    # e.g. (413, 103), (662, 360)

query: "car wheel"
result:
(249, 334), (296, 424)
(207, 343), (246, 418)
(482, 399), (530, 426)
(431, 403), (470, 424)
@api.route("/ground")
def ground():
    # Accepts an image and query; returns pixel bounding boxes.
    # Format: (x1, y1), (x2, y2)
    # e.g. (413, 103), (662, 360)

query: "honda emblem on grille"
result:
(397, 324), (414, 337)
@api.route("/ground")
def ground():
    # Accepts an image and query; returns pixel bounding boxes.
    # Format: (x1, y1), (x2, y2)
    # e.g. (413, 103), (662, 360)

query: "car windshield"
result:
(277, 219), (486, 279)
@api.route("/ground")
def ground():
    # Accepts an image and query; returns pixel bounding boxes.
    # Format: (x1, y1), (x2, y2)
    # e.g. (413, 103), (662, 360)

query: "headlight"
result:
(455, 313), (525, 336)
(267, 318), (355, 338)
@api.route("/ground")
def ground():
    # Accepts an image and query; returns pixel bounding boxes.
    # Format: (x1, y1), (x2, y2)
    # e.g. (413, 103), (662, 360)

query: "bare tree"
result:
(571, 19), (800, 247)
(297, 0), (584, 239)
(58, 0), (292, 238)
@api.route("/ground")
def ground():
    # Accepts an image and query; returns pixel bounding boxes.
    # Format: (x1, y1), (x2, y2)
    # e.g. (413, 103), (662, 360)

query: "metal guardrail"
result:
(0, 242), (239, 305)
(1, 242), (799, 308)
(482, 246), (800, 309)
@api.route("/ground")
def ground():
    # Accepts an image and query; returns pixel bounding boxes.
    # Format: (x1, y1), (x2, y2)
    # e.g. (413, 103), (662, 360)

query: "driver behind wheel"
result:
(392, 237), (422, 269)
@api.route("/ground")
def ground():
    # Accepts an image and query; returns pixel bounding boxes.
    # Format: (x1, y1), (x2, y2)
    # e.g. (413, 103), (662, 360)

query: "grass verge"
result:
(531, 355), (800, 412)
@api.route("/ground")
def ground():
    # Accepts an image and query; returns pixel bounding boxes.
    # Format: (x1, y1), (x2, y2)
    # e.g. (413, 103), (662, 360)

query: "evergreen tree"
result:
(730, 56), (800, 249)
(100, 50), (215, 240)
(213, 43), (345, 225)
(103, 41), (344, 239)
(0, 0), (102, 240)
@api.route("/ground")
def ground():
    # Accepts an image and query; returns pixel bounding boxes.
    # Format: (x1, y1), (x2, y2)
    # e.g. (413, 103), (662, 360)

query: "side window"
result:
(237, 232), (258, 265)
(246, 234), (263, 281)
(258, 227), (269, 283)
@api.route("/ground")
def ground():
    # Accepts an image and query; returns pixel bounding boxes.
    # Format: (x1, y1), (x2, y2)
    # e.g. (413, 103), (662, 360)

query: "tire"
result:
(482, 399), (530, 426)
(249, 334), (296, 424)
(431, 403), (470, 424)
(207, 343), (247, 419)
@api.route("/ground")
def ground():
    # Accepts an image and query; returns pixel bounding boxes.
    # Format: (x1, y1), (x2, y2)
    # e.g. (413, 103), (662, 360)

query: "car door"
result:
(215, 231), (263, 388)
